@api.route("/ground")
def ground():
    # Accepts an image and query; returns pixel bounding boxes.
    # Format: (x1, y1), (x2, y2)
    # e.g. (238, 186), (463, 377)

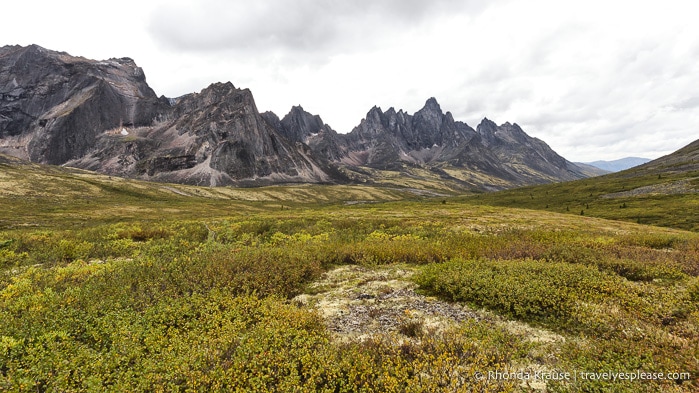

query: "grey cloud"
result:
(670, 96), (699, 111)
(148, 0), (495, 55)
(150, 1), (335, 52)
(144, 0), (696, 162)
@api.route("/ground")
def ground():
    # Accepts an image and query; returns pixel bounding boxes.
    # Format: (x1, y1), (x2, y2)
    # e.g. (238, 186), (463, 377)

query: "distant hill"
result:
(571, 162), (609, 176)
(583, 157), (651, 172)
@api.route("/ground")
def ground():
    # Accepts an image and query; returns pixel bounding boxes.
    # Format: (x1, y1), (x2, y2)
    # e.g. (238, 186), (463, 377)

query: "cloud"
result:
(670, 96), (699, 111)
(148, 0), (494, 57)
(6, 1), (697, 163)
(141, 0), (699, 162)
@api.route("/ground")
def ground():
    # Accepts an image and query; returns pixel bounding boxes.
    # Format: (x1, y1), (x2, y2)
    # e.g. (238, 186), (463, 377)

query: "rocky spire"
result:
(1, 44), (592, 190)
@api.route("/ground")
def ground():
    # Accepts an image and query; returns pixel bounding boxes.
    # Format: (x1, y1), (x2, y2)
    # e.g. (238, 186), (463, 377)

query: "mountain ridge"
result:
(461, 136), (699, 231)
(1, 44), (592, 190)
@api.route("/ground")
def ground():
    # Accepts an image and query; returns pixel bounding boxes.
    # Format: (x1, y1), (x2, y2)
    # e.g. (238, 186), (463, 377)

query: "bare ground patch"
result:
(294, 265), (481, 341)
(294, 264), (565, 344)
(294, 264), (569, 391)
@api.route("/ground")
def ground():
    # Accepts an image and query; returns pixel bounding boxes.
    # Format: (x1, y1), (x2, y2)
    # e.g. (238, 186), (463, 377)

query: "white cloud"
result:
(3, 0), (699, 162)
(148, 0), (490, 56)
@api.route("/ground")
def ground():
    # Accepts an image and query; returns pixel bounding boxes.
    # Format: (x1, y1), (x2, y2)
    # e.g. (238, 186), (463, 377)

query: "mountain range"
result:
(583, 157), (651, 172)
(0, 44), (597, 190)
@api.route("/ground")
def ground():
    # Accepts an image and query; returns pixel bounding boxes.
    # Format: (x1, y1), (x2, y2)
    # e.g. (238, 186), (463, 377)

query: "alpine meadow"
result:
(1, 43), (698, 392)
(1, 145), (698, 392)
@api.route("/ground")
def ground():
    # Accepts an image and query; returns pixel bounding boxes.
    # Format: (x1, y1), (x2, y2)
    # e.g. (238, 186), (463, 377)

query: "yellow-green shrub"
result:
(415, 258), (630, 333)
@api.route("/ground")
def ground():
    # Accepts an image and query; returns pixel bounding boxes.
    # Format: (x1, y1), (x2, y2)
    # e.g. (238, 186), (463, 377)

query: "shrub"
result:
(688, 278), (699, 302)
(415, 258), (630, 333)
(0, 249), (29, 269)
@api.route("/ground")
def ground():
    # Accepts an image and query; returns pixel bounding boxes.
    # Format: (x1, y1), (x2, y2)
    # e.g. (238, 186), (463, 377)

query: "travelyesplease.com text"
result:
(475, 369), (692, 383)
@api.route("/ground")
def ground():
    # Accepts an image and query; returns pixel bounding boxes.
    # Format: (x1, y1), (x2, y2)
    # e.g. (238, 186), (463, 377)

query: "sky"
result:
(4, 0), (699, 162)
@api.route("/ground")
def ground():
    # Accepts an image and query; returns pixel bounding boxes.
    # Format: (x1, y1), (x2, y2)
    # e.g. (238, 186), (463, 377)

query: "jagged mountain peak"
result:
(2, 44), (138, 73)
(367, 105), (384, 116)
(3, 43), (52, 57)
(278, 105), (329, 142)
(196, 81), (242, 99)
(1, 44), (593, 190)
(476, 118), (498, 142)
(0, 45), (167, 163)
(174, 82), (257, 118)
(495, 122), (541, 145)
(208, 81), (236, 90)
(422, 97), (442, 111)
(478, 117), (497, 128)
(501, 122), (527, 134)
(283, 105), (328, 127)
(271, 96), (585, 186)
(413, 98), (446, 140)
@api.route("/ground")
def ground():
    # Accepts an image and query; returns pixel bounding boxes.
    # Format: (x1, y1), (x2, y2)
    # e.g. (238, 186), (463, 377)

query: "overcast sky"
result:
(5, 0), (699, 161)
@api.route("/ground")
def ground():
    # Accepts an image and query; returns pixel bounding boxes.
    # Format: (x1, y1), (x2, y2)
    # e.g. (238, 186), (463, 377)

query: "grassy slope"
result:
(0, 156), (420, 230)
(1, 156), (698, 392)
(460, 140), (699, 231)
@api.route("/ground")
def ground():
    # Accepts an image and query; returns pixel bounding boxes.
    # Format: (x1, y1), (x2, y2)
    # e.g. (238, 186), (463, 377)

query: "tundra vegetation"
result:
(0, 158), (698, 392)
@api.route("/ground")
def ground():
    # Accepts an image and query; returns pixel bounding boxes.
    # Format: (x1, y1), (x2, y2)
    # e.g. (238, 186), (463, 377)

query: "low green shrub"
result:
(618, 232), (687, 250)
(0, 249), (28, 269)
(415, 258), (631, 333)
(2, 202), (698, 391)
(688, 278), (699, 302)
(1, 258), (532, 392)
(599, 258), (687, 282)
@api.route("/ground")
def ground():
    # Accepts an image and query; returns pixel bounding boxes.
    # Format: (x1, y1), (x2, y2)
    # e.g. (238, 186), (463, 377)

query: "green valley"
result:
(1, 154), (697, 392)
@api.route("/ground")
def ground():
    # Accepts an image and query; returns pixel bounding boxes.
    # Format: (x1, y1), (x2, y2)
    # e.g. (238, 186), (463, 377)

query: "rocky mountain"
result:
(0, 44), (168, 164)
(66, 82), (336, 186)
(273, 100), (592, 189)
(1, 44), (592, 190)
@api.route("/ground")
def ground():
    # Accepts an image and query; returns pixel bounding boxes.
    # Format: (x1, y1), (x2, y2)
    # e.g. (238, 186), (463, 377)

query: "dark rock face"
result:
(69, 82), (334, 186)
(333, 100), (478, 170)
(0, 45), (590, 190)
(144, 155), (197, 176)
(276, 106), (347, 163)
(471, 119), (583, 183)
(0, 45), (167, 164)
(272, 98), (585, 187)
